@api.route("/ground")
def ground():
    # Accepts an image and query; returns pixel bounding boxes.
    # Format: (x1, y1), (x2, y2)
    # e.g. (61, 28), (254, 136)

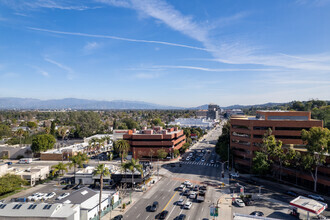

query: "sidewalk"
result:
(102, 175), (162, 220)
(218, 189), (233, 220)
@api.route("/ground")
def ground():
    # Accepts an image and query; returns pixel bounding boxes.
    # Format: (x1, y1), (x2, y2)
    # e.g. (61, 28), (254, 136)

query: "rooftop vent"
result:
(81, 190), (88, 195)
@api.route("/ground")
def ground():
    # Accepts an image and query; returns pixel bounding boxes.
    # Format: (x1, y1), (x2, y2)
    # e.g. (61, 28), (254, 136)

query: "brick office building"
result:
(230, 111), (330, 192)
(123, 127), (186, 160)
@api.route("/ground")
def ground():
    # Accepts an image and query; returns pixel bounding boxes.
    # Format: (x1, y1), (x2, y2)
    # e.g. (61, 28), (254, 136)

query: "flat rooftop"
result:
(290, 196), (328, 215)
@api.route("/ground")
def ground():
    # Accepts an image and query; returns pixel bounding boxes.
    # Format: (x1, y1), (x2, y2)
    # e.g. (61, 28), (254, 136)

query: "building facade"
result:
(207, 104), (220, 120)
(230, 111), (329, 192)
(123, 127), (186, 159)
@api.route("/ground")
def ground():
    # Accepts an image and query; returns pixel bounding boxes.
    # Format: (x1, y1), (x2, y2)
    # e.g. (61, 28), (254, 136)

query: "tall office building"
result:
(207, 104), (220, 120)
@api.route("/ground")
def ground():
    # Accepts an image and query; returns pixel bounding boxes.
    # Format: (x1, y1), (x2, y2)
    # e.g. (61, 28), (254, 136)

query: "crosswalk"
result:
(181, 161), (219, 167)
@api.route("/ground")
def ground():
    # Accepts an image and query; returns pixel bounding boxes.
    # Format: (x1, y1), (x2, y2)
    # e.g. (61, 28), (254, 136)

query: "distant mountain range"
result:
(0, 98), (179, 110)
(0, 97), (289, 110)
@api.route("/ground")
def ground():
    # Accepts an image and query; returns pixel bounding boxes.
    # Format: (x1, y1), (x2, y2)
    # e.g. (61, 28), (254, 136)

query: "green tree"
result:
(58, 126), (68, 140)
(51, 162), (68, 184)
(68, 152), (89, 177)
(114, 140), (130, 164)
(15, 128), (25, 146)
(27, 121), (37, 129)
(151, 118), (165, 127)
(92, 164), (110, 220)
(123, 158), (143, 189)
(50, 121), (56, 136)
(252, 152), (270, 175)
(0, 174), (28, 196)
(157, 149), (168, 159)
(31, 134), (56, 153)
(301, 127), (330, 192)
(215, 122), (230, 162)
(0, 123), (11, 139)
(173, 149), (180, 158)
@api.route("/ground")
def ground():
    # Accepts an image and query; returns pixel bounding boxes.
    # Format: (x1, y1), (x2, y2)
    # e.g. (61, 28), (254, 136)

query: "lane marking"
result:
(136, 213), (141, 219)
(162, 191), (177, 211)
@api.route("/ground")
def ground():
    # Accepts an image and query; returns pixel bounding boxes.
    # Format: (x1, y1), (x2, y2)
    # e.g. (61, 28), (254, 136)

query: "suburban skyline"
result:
(0, 0), (329, 107)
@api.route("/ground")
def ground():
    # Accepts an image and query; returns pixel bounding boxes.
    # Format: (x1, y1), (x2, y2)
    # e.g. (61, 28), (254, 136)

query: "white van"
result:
(19, 158), (33, 164)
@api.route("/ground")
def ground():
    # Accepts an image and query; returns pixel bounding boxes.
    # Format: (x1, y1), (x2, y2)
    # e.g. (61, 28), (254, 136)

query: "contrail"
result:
(28, 27), (211, 52)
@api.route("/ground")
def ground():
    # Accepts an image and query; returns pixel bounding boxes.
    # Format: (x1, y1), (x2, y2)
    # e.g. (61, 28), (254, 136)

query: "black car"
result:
(113, 215), (123, 220)
(150, 201), (159, 212)
(199, 190), (206, 196)
(183, 190), (190, 196)
(63, 184), (74, 190)
(157, 210), (169, 219)
(200, 185), (207, 191)
(250, 211), (264, 216)
(193, 185), (199, 191)
(242, 197), (253, 206)
(286, 191), (298, 197)
(176, 214), (186, 220)
(73, 184), (82, 190)
(246, 179), (257, 185)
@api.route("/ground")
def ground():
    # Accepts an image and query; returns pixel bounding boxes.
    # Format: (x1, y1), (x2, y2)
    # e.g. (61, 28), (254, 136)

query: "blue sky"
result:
(0, 0), (329, 107)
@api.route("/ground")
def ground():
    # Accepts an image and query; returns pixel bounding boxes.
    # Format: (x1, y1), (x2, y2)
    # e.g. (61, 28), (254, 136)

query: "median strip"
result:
(162, 191), (177, 211)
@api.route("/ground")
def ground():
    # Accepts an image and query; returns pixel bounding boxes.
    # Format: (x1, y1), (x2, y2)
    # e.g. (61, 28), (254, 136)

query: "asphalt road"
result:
(123, 124), (225, 220)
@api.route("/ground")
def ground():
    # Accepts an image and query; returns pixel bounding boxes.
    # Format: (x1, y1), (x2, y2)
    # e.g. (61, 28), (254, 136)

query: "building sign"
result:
(210, 206), (219, 217)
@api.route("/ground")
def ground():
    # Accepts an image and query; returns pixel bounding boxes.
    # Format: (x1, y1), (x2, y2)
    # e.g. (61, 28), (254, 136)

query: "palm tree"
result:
(89, 138), (98, 155)
(15, 128), (25, 146)
(92, 164), (111, 220)
(68, 152), (89, 179)
(51, 162), (68, 184)
(115, 140), (130, 164)
(124, 159), (143, 189)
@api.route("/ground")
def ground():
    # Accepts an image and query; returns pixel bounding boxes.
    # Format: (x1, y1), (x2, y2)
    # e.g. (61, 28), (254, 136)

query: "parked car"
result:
(113, 215), (123, 220)
(250, 211), (264, 216)
(186, 183), (193, 188)
(235, 199), (245, 207)
(44, 192), (56, 200)
(286, 191), (299, 197)
(196, 195), (205, 203)
(189, 192), (197, 199)
(184, 201), (192, 209)
(183, 180), (191, 185)
(230, 173), (239, 178)
(177, 198), (184, 206)
(56, 193), (70, 200)
(242, 197), (253, 206)
(199, 190), (206, 196)
(63, 184), (74, 190)
(157, 210), (168, 219)
(73, 184), (82, 190)
(308, 195), (325, 201)
(183, 190), (191, 196)
(178, 185), (185, 191)
(200, 185), (207, 191)
(193, 185), (199, 191)
(150, 201), (159, 212)
(5, 162), (12, 165)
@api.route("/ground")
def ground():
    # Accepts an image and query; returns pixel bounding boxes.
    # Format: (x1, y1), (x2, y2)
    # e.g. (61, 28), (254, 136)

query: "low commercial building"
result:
(169, 118), (215, 129)
(59, 187), (118, 220)
(123, 127), (186, 160)
(40, 143), (88, 161)
(7, 166), (50, 186)
(0, 202), (80, 220)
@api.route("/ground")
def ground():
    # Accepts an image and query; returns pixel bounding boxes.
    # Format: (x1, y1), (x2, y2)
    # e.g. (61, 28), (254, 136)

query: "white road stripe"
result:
(136, 213), (141, 219)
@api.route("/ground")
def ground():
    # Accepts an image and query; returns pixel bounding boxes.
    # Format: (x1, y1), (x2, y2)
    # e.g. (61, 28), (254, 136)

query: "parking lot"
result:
(6, 180), (78, 204)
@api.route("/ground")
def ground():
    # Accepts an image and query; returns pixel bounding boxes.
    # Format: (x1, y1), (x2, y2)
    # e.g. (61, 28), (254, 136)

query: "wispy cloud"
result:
(83, 41), (101, 52)
(134, 73), (160, 79)
(295, 0), (330, 7)
(28, 27), (209, 52)
(152, 65), (280, 72)
(30, 65), (50, 77)
(98, 0), (330, 72)
(1, 72), (19, 78)
(1, 0), (100, 11)
(44, 57), (74, 80)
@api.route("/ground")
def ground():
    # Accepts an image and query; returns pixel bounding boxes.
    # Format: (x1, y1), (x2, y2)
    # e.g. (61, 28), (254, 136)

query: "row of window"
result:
(232, 125), (311, 131)
(127, 134), (185, 142)
(253, 135), (302, 139)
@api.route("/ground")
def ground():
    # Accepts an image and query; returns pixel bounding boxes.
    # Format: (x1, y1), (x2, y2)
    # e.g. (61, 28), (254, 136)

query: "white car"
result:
(186, 157), (190, 161)
(184, 201), (192, 209)
(308, 194), (325, 201)
(178, 185), (185, 191)
(210, 160), (214, 164)
(235, 199), (245, 207)
(44, 192), (56, 200)
(189, 192), (197, 199)
(183, 180), (191, 185)
(28, 193), (41, 201)
(201, 158), (205, 162)
(230, 173), (239, 178)
(56, 193), (70, 200)
(177, 198), (184, 206)
(34, 193), (46, 201)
